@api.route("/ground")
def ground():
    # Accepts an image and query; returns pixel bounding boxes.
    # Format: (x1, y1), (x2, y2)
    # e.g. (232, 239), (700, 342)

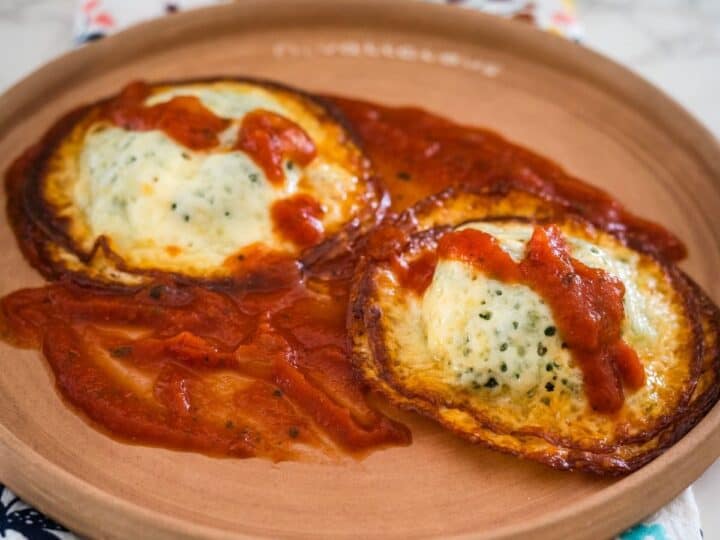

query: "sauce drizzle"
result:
(102, 81), (229, 150)
(437, 226), (645, 412)
(271, 194), (325, 247)
(237, 110), (317, 185)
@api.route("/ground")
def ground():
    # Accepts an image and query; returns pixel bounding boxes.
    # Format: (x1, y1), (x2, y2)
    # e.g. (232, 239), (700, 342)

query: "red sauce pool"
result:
(0, 86), (684, 460)
(332, 97), (685, 262)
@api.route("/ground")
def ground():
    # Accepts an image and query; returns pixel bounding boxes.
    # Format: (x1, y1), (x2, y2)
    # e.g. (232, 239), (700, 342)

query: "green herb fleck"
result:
(148, 285), (163, 299)
(512, 321), (519, 330)
(545, 382), (555, 392)
(537, 343), (548, 356)
(484, 377), (498, 389)
(288, 426), (300, 438)
(499, 343), (508, 352)
(110, 346), (132, 358)
(479, 311), (492, 320)
(545, 363), (553, 372)
(544, 326), (556, 337)
(500, 362), (508, 372)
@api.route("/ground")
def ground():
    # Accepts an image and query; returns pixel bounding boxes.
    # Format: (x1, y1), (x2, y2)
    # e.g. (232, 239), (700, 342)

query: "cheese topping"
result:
(421, 222), (659, 396)
(75, 127), (285, 271)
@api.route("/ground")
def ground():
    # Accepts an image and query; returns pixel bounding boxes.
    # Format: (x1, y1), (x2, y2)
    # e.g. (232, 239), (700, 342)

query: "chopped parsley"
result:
(110, 346), (132, 358)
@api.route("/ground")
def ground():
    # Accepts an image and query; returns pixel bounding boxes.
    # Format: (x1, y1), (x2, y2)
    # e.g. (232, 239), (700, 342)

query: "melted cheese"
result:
(420, 222), (662, 397)
(422, 260), (582, 396)
(75, 127), (285, 271)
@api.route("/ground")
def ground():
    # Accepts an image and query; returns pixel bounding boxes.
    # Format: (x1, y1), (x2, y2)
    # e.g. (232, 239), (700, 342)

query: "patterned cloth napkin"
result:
(0, 1), (704, 539)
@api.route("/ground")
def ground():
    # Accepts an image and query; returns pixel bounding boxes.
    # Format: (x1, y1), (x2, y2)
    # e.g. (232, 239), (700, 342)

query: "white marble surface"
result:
(580, 4), (720, 535)
(0, 0), (718, 538)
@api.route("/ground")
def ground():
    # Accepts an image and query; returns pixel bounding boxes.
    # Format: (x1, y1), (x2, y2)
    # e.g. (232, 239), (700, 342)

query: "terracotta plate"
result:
(1, 2), (719, 538)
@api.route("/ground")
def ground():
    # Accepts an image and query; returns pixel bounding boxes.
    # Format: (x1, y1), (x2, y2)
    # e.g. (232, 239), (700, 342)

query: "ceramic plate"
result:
(0, 2), (719, 538)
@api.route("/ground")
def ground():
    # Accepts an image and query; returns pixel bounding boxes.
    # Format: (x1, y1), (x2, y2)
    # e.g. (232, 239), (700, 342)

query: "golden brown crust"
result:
(349, 187), (720, 475)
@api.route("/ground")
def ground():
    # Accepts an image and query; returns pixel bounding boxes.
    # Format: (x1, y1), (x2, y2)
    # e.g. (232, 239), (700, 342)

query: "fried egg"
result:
(350, 189), (718, 474)
(11, 79), (380, 283)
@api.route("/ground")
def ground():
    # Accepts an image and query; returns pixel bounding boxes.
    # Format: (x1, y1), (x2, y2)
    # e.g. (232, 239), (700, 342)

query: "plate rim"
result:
(0, 1), (719, 538)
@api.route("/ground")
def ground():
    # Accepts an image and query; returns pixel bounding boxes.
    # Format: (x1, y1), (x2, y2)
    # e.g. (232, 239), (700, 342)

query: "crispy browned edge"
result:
(3, 76), (388, 290)
(348, 185), (720, 475)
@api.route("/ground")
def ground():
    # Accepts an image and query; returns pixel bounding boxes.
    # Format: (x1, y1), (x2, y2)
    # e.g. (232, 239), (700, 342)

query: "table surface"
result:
(0, 0), (718, 537)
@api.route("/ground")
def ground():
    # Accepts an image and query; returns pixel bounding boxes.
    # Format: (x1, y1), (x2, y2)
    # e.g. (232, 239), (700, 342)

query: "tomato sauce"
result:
(271, 194), (325, 247)
(1, 86), (683, 460)
(331, 97), (685, 262)
(0, 271), (410, 460)
(437, 226), (645, 412)
(236, 110), (317, 185)
(101, 81), (229, 150)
